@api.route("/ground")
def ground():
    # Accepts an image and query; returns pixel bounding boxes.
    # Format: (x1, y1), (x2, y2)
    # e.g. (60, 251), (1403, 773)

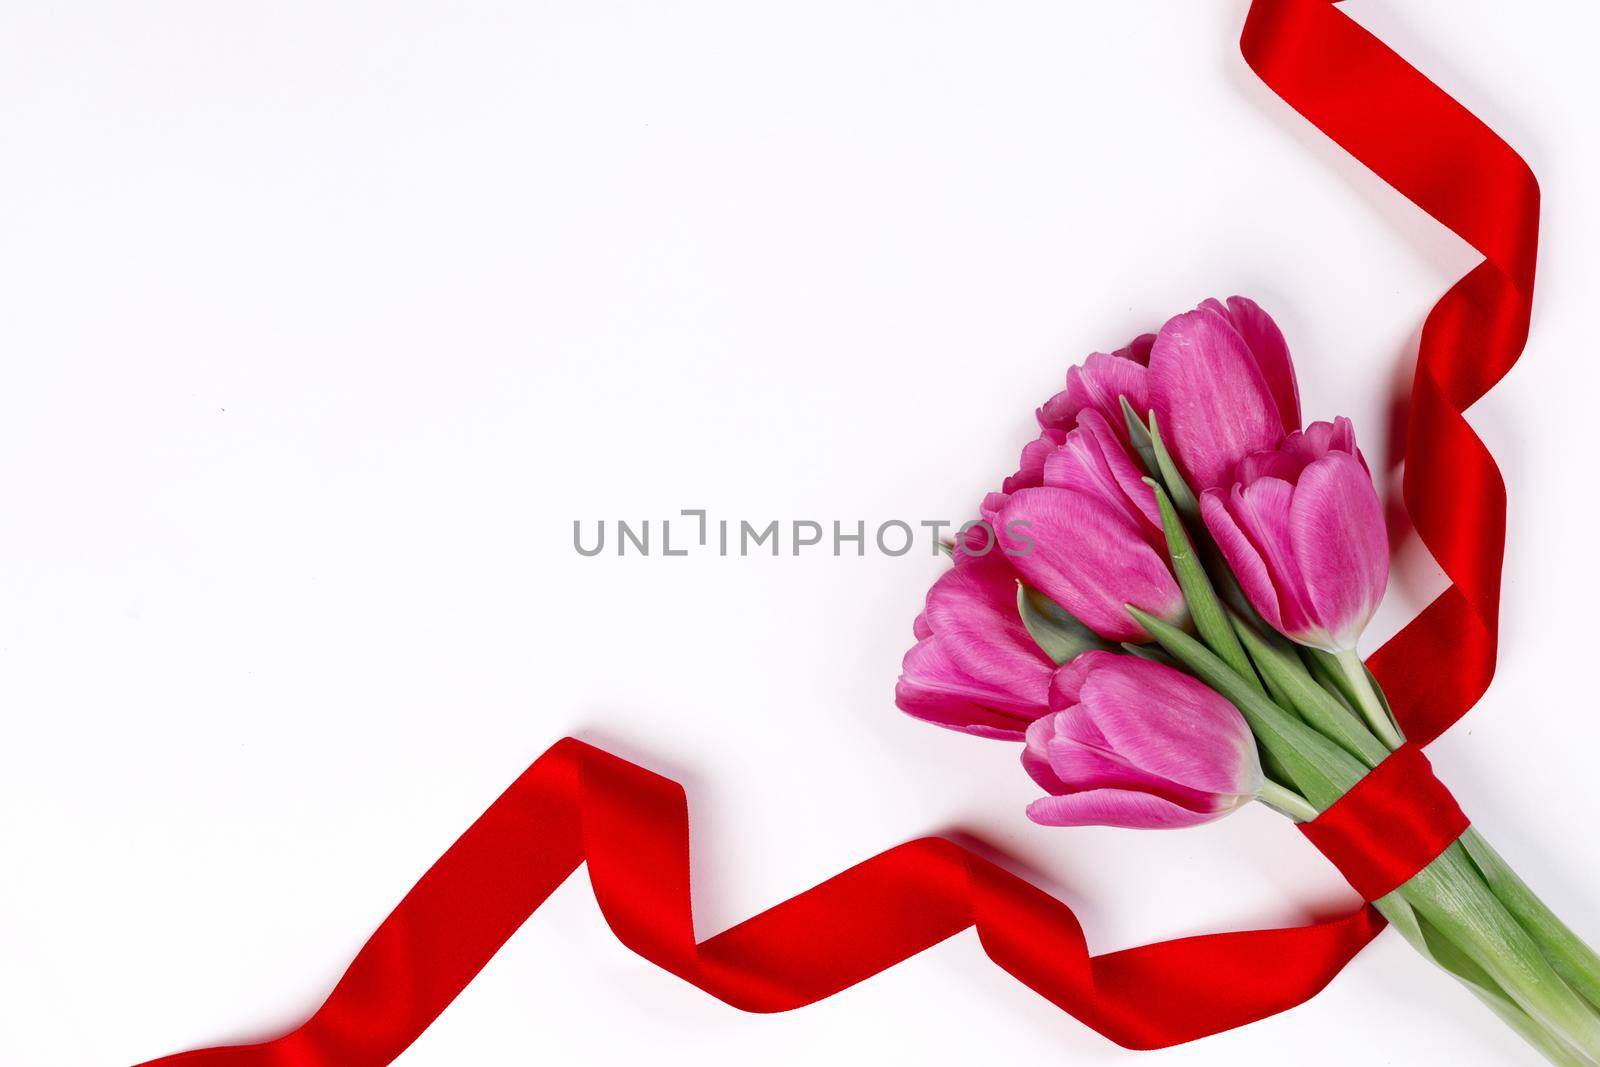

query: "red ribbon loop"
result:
(1299, 744), (1469, 901)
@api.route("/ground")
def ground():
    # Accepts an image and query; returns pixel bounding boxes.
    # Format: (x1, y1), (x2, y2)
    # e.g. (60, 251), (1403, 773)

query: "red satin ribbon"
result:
(1301, 744), (1470, 901)
(136, 2), (1538, 1063)
(1241, 0), (1539, 747)
(137, 740), (1383, 1064)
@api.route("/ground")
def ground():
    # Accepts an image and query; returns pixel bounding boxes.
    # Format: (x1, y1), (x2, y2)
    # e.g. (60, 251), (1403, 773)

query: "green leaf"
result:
(1229, 612), (1389, 768)
(1017, 583), (1113, 665)
(1371, 893), (1589, 1067)
(1461, 828), (1600, 1013)
(1303, 649), (1402, 741)
(1127, 606), (1367, 809)
(1119, 396), (1159, 478)
(1299, 646), (1358, 711)
(1147, 411), (1200, 521)
(1397, 844), (1600, 1061)
(1146, 479), (1263, 695)
(1248, 639), (1297, 711)
(1329, 647), (1406, 750)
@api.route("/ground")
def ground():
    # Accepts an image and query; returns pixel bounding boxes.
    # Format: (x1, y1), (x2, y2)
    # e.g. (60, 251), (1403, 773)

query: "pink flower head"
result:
(996, 481), (1185, 644)
(1040, 409), (1161, 533)
(974, 331), (1157, 564)
(1023, 651), (1262, 828)
(1148, 296), (1301, 491)
(1201, 417), (1388, 652)
(981, 407), (1183, 643)
(895, 553), (1055, 739)
(974, 408), (1153, 564)
(1037, 333), (1156, 437)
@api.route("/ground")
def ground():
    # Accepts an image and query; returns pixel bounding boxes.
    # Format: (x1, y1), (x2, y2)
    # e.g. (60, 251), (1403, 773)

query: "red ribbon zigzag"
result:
(138, 739), (1384, 1064)
(135, 2), (1538, 1063)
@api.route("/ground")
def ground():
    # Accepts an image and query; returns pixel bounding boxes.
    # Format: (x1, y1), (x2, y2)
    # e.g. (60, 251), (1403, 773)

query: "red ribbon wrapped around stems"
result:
(1301, 744), (1470, 901)
(135, 1), (1539, 1063)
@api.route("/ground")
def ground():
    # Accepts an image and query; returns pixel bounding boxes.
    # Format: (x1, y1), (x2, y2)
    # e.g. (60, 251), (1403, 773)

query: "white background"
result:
(2, 1), (1597, 1064)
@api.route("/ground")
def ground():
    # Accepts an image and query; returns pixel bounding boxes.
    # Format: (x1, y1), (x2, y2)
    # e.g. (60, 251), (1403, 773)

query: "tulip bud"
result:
(1148, 296), (1301, 490)
(1041, 410), (1161, 531)
(990, 409), (1187, 643)
(1200, 417), (1388, 652)
(1022, 651), (1262, 828)
(895, 553), (1057, 739)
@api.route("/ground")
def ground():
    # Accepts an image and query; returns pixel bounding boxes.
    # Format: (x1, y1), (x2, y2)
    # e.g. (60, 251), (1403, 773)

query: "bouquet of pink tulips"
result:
(898, 298), (1600, 1064)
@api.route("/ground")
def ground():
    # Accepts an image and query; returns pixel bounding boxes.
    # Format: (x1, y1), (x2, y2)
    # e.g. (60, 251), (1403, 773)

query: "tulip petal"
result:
(1039, 352), (1151, 434)
(1046, 649), (1119, 710)
(959, 497), (1029, 562)
(1025, 788), (1237, 829)
(1075, 660), (1263, 796)
(896, 554), (1055, 737)
(1149, 309), (1284, 490)
(1114, 333), (1157, 366)
(1201, 489), (1283, 633)
(964, 493), (1027, 562)
(1230, 477), (1324, 644)
(895, 668), (1037, 739)
(1290, 453), (1389, 649)
(1071, 353), (1153, 427)
(998, 488), (1186, 642)
(1021, 713), (1074, 792)
(1245, 416), (1356, 482)
(899, 635), (1045, 718)
(1032, 688), (1207, 802)
(922, 554), (1048, 681)
(1223, 296), (1300, 433)
(1022, 656), (1260, 829)
(1042, 410), (1161, 532)
(1034, 720), (1220, 806)
(1003, 428), (1068, 494)
(1295, 416), (1355, 458)
(1233, 447), (1305, 486)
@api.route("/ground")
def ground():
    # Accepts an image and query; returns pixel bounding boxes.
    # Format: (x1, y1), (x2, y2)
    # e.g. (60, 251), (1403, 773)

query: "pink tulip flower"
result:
(895, 553), (1056, 739)
(1148, 296), (1301, 491)
(1037, 333), (1156, 437)
(976, 409), (1156, 552)
(1200, 417), (1388, 652)
(1040, 409), (1161, 533)
(981, 407), (1183, 643)
(996, 484), (1185, 644)
(984, 329), (1155, 541)
(972, 407), (1154, 562)
(1022, 651), (1262, 828)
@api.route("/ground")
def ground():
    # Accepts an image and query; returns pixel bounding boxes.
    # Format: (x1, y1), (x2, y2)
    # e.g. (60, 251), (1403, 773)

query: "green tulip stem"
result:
(1257, 780), (1318, 822)
(1461, 828), (1600, 1013)
(1146, 479), (1263, 694)
(1399, 844), (1600, 1063)
(1372, 893), (1594, 1067)
(1334, 647), (1405, 751)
